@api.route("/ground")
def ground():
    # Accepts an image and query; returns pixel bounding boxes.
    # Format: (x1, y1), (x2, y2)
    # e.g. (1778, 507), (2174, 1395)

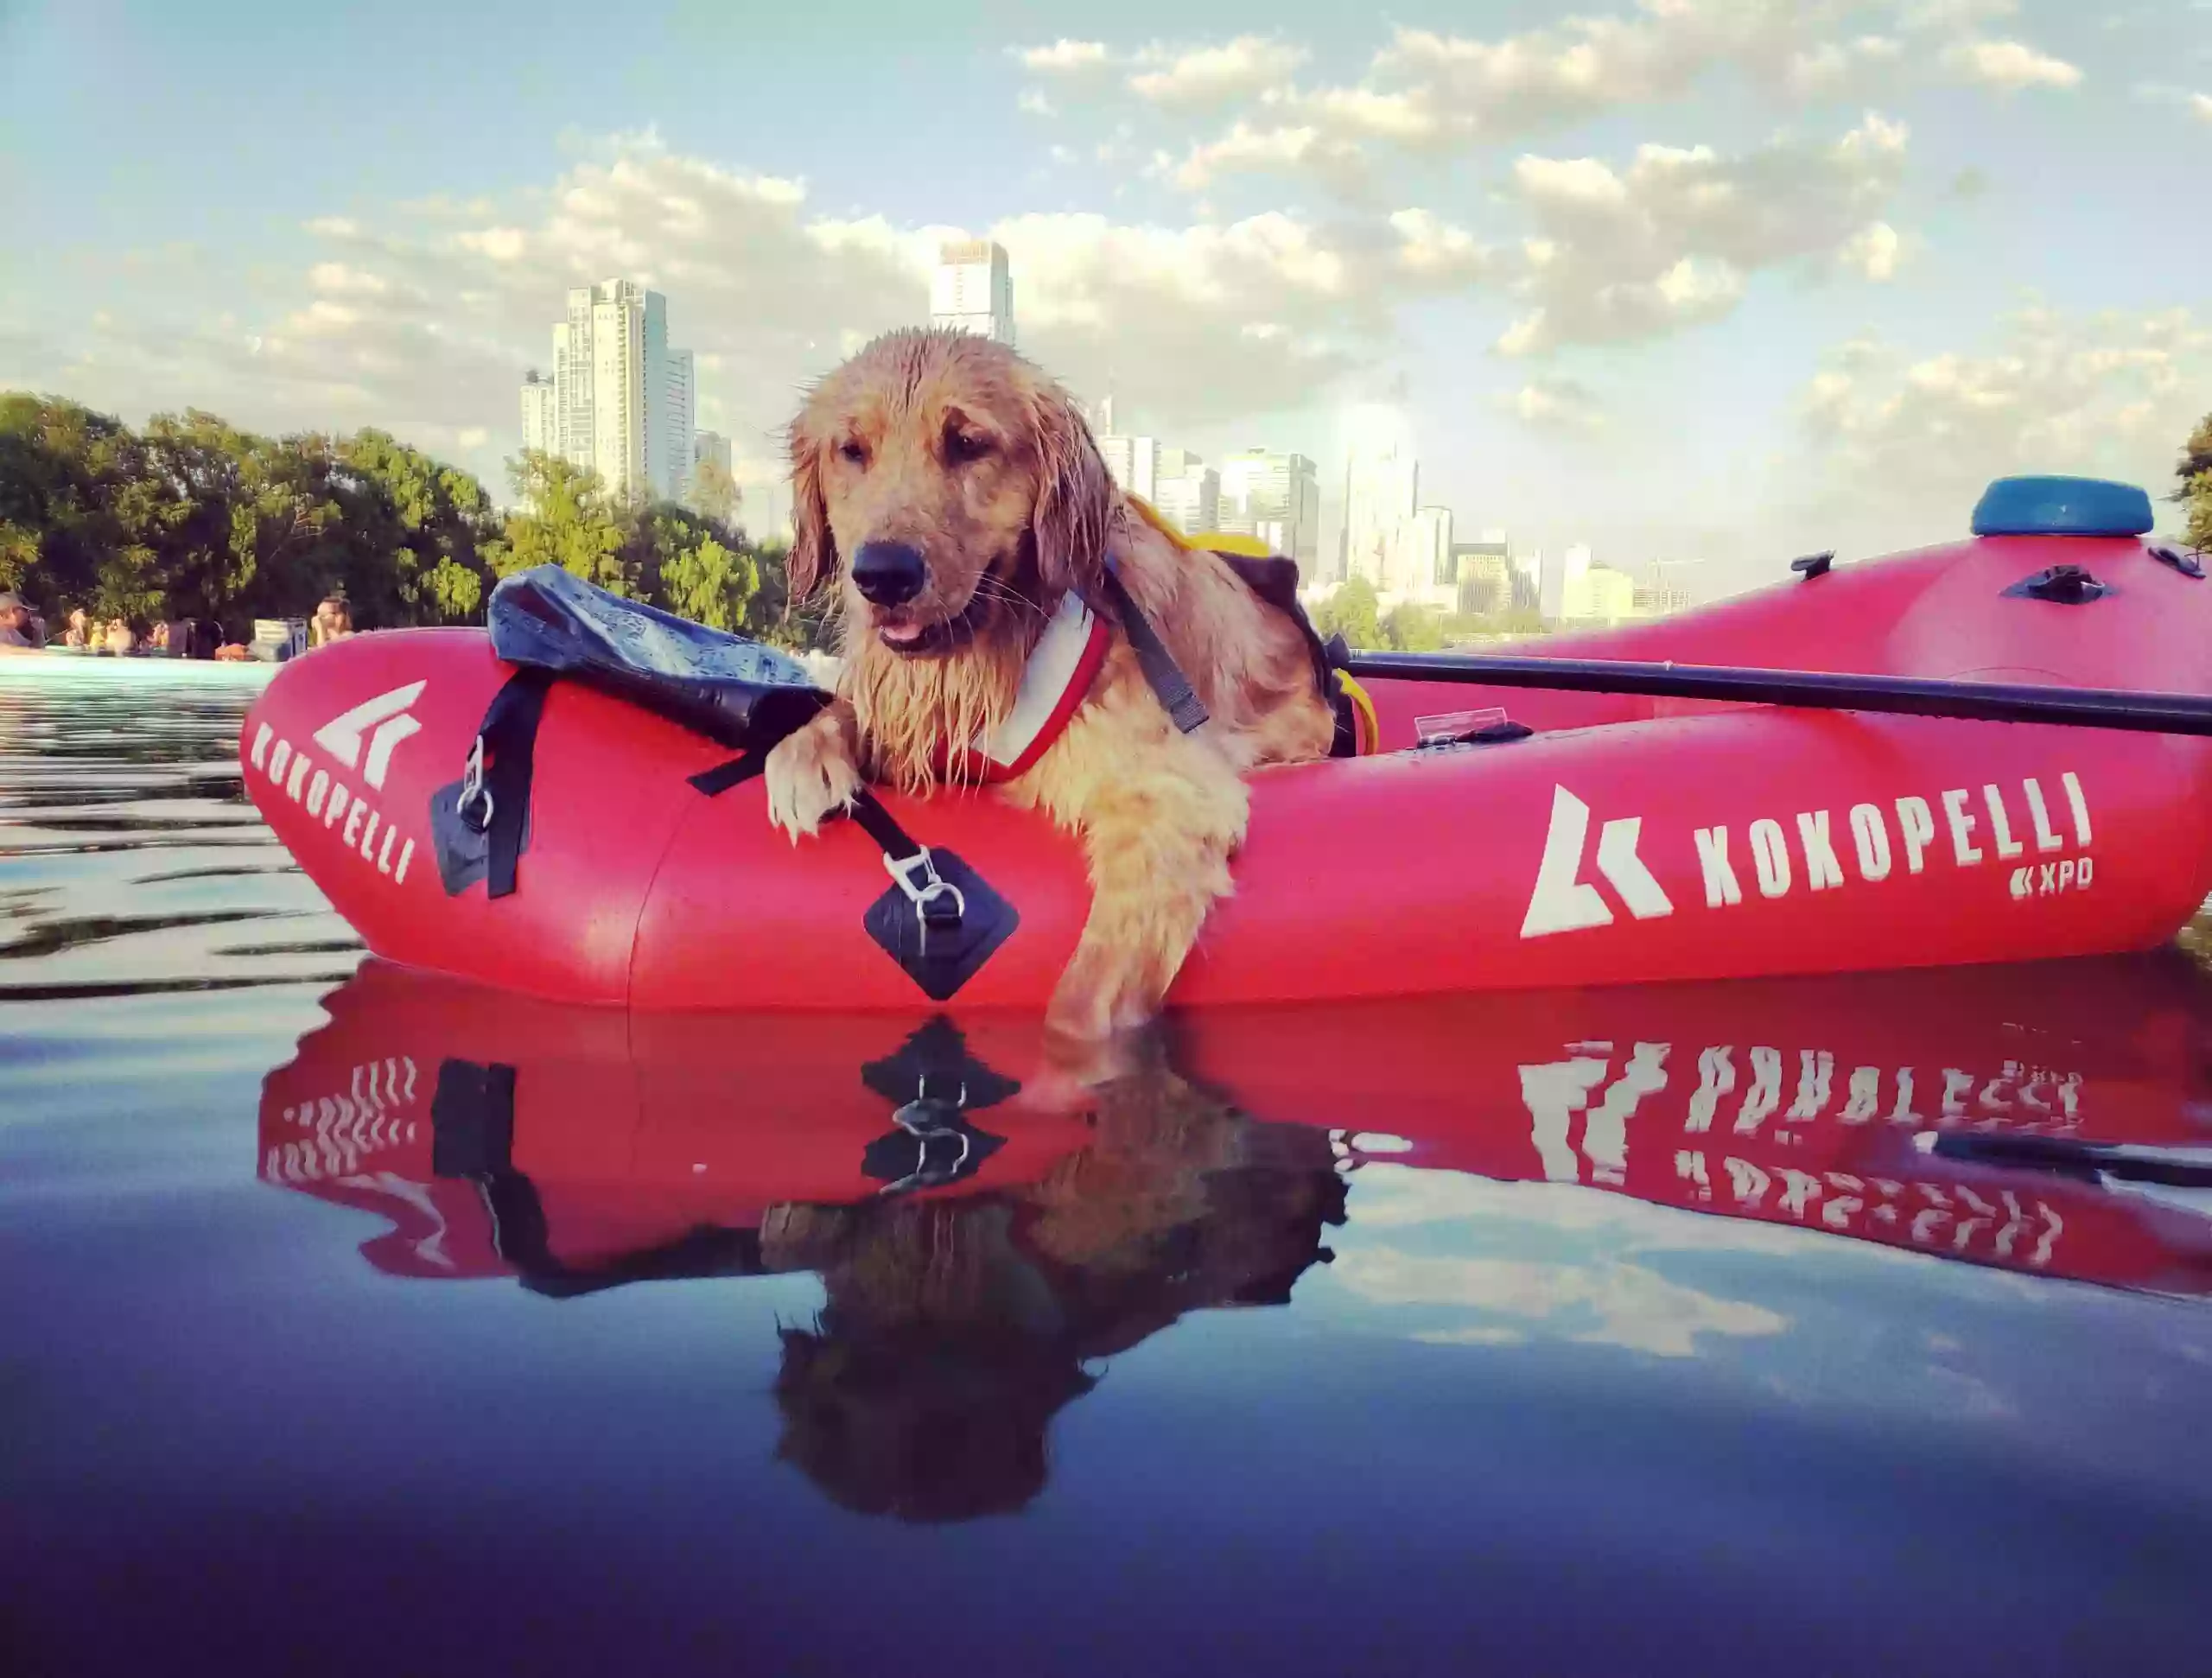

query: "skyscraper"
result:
(519, 370), (558, 457)
(1217, 449), (1322, 576)
(543, 279), (696, 502)
(663, 348), (696, 505)
(1150, 447), (1218, 534)
(1451, 533), (1511, 615)
(1404, 505), (1456, 610)
(1096, 432), (1160, 505)
(688, 430), (734, 518)
(931, 239), (1015, 347)
(1341, 435), (1419, 594)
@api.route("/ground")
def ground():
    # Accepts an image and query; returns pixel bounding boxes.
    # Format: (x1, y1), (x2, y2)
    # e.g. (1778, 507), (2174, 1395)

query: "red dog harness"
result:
(946, 588), (1113, 784)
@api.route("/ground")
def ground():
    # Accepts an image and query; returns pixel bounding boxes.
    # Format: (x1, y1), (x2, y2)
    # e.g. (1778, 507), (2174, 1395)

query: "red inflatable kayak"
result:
(240, 477), (2212, 1010)
(259, 955), (2212, 1297)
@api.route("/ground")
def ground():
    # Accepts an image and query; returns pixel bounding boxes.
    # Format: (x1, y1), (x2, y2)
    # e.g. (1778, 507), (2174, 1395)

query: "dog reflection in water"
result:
(760, 1055), (1348, 1523)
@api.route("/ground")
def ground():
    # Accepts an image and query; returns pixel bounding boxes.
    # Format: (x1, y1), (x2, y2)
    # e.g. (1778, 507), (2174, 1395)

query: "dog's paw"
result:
(763, 720), (861, 841)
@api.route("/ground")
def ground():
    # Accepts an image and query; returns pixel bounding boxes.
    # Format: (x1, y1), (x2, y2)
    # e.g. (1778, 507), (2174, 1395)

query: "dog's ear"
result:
(1029, 387), (1115, 599)
(785, 416), (834, 607)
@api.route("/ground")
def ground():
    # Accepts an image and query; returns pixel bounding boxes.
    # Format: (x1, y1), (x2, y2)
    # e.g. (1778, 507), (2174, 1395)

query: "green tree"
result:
(493, 450), (631, 594)
(2178, 411), (2212, 552)
(632, 503), (760, 632)
(1312, 576), (1383, 651)
(1382, 601), (1446, 651)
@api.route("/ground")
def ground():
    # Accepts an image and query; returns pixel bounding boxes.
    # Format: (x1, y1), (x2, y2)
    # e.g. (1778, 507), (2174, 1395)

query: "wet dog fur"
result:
(765, 328), (1335, 1040)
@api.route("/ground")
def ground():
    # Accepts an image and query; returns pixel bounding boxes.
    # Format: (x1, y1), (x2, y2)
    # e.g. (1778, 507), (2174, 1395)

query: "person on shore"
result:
(62, 609), (90, 649)
(103, 618), (137, 656)
(310, 595), (353, 647)
(0, 592), (42, 653)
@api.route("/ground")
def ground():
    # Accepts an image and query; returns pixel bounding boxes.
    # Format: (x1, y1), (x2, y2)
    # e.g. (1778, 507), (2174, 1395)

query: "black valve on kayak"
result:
(1790, 550), (1834, 579)
(2005, 563), (2109, 605)
(2150, 542), (2206, 581)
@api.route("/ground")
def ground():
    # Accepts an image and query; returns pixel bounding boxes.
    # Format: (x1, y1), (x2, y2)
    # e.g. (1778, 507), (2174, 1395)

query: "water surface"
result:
(6, 661), (2212, 1678)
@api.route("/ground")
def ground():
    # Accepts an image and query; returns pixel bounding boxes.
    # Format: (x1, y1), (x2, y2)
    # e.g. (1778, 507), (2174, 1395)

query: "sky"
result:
(2, 0), (2209, 600)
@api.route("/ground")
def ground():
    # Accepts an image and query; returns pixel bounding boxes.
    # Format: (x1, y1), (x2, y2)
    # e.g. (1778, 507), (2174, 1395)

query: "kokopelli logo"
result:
(311, 682), (426, 791)
(1521, 785), (1675, 939)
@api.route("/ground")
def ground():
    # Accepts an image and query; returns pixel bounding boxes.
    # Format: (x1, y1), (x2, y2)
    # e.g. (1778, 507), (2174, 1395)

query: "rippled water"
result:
(8, 661), (2212, 1678)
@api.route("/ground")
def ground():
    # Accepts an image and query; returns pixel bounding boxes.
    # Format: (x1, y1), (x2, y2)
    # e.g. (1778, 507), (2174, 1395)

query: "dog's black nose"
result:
(851, 542), (927, 607)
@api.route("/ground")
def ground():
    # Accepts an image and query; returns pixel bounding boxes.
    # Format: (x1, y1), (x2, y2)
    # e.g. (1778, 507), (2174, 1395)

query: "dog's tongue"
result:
(880, 622), (925, 645)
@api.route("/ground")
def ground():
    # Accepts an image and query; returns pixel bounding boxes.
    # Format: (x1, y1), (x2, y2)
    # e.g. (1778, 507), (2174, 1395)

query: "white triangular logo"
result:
(1520, 785), (1676, 938)
(311, 681), (426, 791)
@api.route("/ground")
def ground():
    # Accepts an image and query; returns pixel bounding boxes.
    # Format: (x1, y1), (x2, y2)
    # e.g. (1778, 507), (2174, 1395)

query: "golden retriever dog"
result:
(766, 327), (1336, 1039)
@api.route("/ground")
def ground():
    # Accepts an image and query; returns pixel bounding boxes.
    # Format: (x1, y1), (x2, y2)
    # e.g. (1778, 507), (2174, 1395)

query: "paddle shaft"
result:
(1341, 651), (2212, 739)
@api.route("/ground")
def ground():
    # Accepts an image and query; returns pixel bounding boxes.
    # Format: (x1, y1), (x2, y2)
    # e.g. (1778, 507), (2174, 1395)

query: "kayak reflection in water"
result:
(760, 1054), (1347, 1522)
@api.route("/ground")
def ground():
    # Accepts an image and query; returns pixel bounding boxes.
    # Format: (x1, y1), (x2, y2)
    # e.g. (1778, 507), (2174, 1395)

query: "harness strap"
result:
(687, 753), (765, 797)
(1098, 556), (1209, 734)
(455, 668), (554, 900)
(686, 758), (963, 936)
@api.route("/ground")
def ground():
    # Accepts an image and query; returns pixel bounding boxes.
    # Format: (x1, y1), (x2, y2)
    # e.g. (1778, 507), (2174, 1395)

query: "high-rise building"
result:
(1151, 447), (1218, 535)
(687, 429), (734, 517)
(931, 239), (1015, 348)
(1564, 564), (1637, 624)
(1404, 505), (1456, 611)
(1451, 534), (1512, 616)
(663, 348), (696, 505)
(1511, 550), (1543, 613)
(1340, 428), (1420, 594)
(1096, 433), (1160, 505)
(692, 429), (732, 479)
(556, 291), (594, 461)
(543, 279), (696, 502)
(519, 370), (558, 458)
(1217, 449), (1322, 576)
(1541, 543), (1592, 623)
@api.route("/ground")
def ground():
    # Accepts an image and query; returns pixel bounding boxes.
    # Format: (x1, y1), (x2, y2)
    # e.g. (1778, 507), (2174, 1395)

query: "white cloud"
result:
(1168, 122), (1370, 196)
(1334, 1247), (1789, 1358)
(1493, 114), (1910, 355)
(1017, 88), (1058, 118)
(1941, 37), (2084, 90)
(1128, 35), (1307, 111)
(2198, 92), (2212, 121)
(1837, 220), (1904, 281)
(1785, 34), (1906, 96)
(1017, 40), (1112, 74)
(1502, 373), (1609, 431)
(1037, 8), (2082, 194)
(1388, 208), (1498, 286)
(1797, 303), (2212, 543)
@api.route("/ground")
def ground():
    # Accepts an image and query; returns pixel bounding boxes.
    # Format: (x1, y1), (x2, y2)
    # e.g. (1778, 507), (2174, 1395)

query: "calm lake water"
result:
(7, 660), (2212, 1677)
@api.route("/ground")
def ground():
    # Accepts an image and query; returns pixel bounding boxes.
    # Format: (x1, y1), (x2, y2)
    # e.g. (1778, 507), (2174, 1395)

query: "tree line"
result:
(3, 389), (2208, 653)
(0, 393), (826, 649)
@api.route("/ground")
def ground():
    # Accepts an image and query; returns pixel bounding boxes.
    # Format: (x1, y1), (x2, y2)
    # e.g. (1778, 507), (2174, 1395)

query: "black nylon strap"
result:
(482, 669), (553, 899)
(844, 788), (925, 861)
(1099, 557), (1208, 734)
(688, 753), (765, 796)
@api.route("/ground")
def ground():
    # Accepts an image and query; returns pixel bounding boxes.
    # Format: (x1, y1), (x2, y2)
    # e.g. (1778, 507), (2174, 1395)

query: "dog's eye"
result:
(836, 439), (866, 467)
(946, 429), (993, 464)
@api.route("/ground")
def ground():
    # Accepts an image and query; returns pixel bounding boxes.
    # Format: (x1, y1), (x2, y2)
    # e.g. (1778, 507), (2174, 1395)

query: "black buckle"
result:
(2150, 543), (2206, 581)
(1790, 550), (1834, 578)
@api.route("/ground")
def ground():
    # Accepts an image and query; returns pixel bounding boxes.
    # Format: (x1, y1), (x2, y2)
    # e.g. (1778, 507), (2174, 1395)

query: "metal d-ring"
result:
(456, 734), (493, 833)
